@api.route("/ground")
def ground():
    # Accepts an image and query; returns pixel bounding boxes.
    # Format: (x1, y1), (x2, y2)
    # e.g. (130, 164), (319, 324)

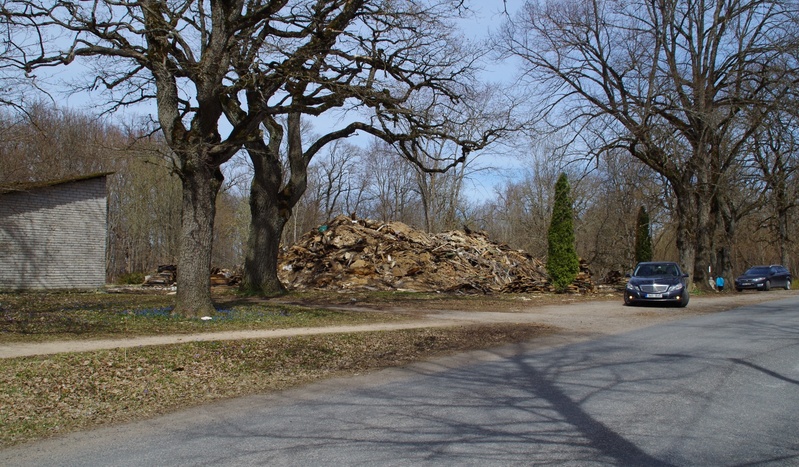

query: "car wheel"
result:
(764, 280), (771, 291)
(679, 294), (689, 308)
(623, 296), (633, 306)
(786, 280), (792, 290)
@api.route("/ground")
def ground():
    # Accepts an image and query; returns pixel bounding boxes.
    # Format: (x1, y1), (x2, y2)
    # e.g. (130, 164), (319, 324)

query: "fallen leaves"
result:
(0, 323), (555, 448)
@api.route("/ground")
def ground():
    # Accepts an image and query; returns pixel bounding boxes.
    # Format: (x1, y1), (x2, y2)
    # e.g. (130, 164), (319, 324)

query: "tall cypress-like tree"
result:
(635, 206), (653, 263)
(547, 173), (580, 291)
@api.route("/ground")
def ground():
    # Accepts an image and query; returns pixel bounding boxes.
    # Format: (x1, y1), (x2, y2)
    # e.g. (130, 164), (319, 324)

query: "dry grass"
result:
(0, 289), (576, 448)
(0, 323), (555, 448)
(268, 288), (621, 312)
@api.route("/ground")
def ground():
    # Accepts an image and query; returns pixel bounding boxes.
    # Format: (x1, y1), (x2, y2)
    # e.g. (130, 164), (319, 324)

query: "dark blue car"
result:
(734, 265), (791, 291)
(624, 261), (690, 307)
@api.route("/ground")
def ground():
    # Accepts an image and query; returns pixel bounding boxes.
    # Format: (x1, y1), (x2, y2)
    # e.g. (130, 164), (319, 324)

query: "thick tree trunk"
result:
(173, 162), (222, 317)
(778, 211), (789, 266)
(692, 182), (716, 291)
(240, 176), (290, 295)
(239, 119), (294, 296)
(716, 196), (736, 282)
(775, 185), (790, 266)
(674, 185), (698, 288)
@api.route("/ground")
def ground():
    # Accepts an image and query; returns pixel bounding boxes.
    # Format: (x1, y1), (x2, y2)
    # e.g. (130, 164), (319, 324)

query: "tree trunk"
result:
(775, 182), (790, 266)
(239, 119), (293, 296)
(716, 194), (736, 282)
(173, 162), (223, 317)
(673, 184), (697, 288)
(778, 210), (789, 266)
(240, 174), (290, 295)
(417, 173), (433, 233)
(692, 182), (716, 291)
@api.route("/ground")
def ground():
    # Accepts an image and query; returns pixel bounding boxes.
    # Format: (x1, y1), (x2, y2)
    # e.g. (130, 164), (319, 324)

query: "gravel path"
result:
(1, 291), (793, 359)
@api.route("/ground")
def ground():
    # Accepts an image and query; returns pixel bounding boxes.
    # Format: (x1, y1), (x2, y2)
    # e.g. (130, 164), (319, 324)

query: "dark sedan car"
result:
(624, 261), (689, 307)
(734, 265), (792, 291)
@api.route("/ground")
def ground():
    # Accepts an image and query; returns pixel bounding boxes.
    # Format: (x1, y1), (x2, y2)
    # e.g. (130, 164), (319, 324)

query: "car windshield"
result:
(634, 263), (679, 277)
(744, 267), (770, 276)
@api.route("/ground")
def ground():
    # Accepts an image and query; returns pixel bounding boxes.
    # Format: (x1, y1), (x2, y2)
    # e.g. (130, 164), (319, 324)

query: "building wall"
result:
(0, 176), (107, 290)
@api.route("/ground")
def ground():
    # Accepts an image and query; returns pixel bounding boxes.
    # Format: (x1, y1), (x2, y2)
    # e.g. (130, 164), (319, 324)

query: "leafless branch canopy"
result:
(1, 0), (516, 171)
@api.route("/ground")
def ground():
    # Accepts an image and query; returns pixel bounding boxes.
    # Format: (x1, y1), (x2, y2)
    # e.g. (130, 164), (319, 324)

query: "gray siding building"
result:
(0, 174), (109, 290)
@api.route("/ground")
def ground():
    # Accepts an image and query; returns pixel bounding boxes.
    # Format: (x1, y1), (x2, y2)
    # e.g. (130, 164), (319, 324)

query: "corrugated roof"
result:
(0, 172), (114, 194)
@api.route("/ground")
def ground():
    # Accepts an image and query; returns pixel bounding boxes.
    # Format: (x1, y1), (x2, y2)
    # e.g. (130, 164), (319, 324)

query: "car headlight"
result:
(626, 283), (637, 291)
(668, 283), (684, 292)
(754, 277), (766, 282)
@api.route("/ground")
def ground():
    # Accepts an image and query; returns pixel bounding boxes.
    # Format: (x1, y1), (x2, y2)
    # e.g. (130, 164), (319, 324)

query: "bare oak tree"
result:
(749, 110), (799, 266)
(1, 0), (513, 307)
(219, 1), (517, 295)
(1, 0), (301, 314)
(497, 0), (799, 288)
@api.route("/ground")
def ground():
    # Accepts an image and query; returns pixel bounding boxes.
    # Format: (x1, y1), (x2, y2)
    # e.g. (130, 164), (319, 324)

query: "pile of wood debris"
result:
(278, 215), (595, 294)
(138, 215), (595, 294)
(143, 265), (176, 287)
(142, 266), (241, 288)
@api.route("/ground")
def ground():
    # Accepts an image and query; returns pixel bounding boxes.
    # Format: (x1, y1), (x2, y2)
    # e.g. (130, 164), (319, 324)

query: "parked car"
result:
(624, 261), (690, 307)
(734, 265), (792, 292)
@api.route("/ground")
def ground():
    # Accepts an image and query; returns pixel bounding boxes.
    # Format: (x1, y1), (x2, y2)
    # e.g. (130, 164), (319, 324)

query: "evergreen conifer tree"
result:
(634, 206), (653, 263)
(547, 173), (580, 291)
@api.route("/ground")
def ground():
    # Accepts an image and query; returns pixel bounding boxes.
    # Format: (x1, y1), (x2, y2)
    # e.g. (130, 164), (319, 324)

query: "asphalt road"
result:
(3, 296), (799, 466)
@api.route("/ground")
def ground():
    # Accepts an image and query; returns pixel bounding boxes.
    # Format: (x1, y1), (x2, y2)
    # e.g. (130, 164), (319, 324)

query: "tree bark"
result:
(240, 178), (290, 295)
(692, 180), (716, 291)
(775, 180), (790, 266)
(174, 160), (223, 317)
(673, 183), (697, 288)
(239, 118), (293, 296)
(715, 191), (737, 282)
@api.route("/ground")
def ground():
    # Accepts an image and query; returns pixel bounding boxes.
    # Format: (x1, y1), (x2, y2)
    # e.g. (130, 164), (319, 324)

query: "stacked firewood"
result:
(210, 267), (242, 287)
(596, 269), (628, 292)
(143, 265), (177, 286)
(142, 265), (242, 287)
(500, 259), (595, 293)
(277, 215), (595, 294)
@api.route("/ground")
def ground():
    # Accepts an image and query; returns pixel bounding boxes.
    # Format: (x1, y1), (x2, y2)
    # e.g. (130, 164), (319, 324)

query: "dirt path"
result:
(1, 292), (794, 359)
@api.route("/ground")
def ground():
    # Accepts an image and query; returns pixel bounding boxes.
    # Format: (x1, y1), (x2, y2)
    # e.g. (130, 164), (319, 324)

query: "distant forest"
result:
(2, 103), (795, 283)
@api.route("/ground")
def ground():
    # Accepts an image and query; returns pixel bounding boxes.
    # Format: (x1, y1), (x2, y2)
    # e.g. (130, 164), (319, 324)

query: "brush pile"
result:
(278, 215), (595, 294)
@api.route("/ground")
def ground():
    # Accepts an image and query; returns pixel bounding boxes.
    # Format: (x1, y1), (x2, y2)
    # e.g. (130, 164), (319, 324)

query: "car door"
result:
(771, 266), (785, 288)
(779, 267), (791, 287)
